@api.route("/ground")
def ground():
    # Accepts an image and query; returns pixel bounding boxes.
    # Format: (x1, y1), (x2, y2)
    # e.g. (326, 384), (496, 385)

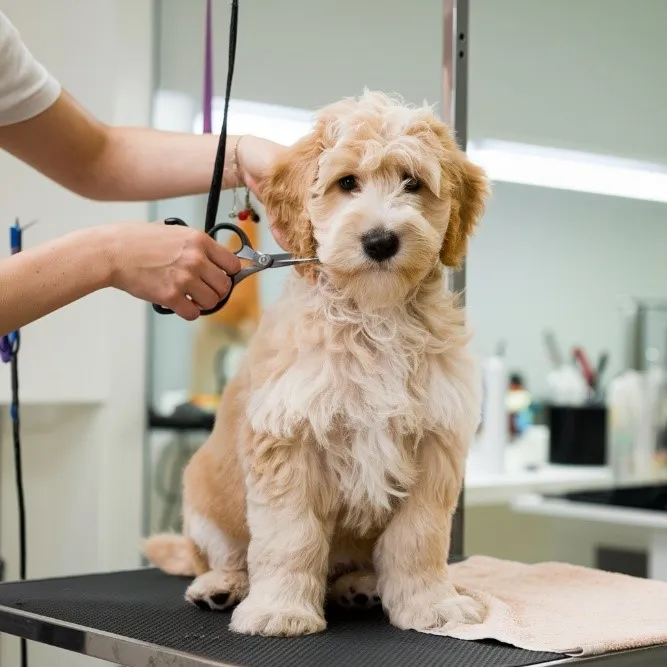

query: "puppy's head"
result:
(261, 90), (489, 309)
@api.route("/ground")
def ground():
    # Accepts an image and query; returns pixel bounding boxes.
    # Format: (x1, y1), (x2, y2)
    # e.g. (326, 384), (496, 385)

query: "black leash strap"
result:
(1, 221), (29, 667)
(203, 0), (239, 234)
(11, 348), (27, 667)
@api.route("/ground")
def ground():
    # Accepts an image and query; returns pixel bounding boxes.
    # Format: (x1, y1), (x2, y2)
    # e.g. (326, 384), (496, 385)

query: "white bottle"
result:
(477, 349), (509, 474)
(607, 369), (643, 483)
(634, 348), (665, 478)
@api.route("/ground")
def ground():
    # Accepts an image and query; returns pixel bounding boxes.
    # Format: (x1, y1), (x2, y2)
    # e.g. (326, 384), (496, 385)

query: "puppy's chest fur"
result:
(248, 280), (474, 534)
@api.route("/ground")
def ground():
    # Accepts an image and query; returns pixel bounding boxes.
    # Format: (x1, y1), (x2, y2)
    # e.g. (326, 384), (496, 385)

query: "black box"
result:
(547, 403), (607, 466)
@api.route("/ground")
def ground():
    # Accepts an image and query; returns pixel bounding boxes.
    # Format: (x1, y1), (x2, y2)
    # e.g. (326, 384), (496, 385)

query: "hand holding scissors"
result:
(152, 218), (318, 316)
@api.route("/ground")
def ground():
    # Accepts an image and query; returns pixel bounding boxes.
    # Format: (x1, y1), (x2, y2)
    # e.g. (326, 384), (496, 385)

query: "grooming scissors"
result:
(152, 217), (318, 316)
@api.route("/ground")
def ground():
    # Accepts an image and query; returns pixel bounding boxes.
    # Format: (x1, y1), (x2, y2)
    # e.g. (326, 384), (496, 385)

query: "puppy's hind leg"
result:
(330, 569), (381, 609)
(186, 569), (249, 611)
(143, 533), (204, 577)
(185, 513), (249, 611)
(328, 537), (381, 609)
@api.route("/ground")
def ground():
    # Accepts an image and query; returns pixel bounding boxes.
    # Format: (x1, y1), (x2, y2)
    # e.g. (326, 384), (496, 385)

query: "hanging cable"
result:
(0, 218), (31, 667)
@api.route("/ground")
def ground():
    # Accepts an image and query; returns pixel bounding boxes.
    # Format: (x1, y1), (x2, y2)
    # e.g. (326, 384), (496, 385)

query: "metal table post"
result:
(443, 0), (469, 562)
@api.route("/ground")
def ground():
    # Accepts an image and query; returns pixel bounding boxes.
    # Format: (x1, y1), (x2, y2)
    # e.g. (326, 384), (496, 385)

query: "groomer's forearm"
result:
(0, 92), (241, 203)
(0, 228), (111, 337)
(90, 127), (241, 201)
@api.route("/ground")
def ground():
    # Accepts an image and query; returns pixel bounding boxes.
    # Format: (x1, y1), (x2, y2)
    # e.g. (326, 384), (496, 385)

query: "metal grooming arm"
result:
(444, 0), (469, 562)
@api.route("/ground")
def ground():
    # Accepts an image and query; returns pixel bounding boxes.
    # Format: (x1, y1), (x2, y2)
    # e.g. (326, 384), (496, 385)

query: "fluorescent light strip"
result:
(467, 140), (667, 204)
(193, 98), (314, 146)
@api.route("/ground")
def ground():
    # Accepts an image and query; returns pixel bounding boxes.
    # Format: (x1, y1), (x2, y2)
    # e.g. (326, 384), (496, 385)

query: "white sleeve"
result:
(0, 10), (61, 127)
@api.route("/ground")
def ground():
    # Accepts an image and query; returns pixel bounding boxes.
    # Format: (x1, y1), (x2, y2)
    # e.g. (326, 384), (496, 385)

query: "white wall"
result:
(157, 0), (443, 111)
(468, 0), (667, 163)
(0, 1), (152, 666)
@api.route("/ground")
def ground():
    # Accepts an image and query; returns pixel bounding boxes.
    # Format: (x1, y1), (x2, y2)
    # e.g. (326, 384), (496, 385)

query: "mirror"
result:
(464, 0), (667, 567)
(144, 0), (667, 574)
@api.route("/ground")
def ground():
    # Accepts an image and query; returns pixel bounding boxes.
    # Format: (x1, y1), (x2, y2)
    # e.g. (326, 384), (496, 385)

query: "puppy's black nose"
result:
(362, 228), (400, 262)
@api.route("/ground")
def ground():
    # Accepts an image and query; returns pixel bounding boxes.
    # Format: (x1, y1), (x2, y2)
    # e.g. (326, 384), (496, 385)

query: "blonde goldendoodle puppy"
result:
(144, 90), (489, 637)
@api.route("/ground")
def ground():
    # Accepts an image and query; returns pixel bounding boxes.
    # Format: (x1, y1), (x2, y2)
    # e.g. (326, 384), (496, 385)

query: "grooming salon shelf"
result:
(0, 569), (665, 667)
(512, 483), (667, 580)
(465, 445), (667, 506)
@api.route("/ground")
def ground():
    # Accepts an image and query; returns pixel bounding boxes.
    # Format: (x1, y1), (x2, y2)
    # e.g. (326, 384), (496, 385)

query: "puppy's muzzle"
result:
(362, 227), (400, 262)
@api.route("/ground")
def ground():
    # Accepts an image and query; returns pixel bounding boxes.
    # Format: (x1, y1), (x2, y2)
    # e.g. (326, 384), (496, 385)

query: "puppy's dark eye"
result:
(338, 175), (358, 192)
(403, 175), (421, 192)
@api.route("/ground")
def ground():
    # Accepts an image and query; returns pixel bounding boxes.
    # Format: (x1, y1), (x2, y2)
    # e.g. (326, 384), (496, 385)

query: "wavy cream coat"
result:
(144, 90), (489, 637)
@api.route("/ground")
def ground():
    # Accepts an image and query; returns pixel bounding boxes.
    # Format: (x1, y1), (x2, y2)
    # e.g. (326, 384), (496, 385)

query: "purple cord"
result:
(203, 0), (213, 134)
(0, 336), (13, 363)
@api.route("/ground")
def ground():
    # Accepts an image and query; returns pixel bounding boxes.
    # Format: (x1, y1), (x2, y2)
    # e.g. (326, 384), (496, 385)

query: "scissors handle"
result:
(209, 221), (252, 249)
(151, 218), (247, 316)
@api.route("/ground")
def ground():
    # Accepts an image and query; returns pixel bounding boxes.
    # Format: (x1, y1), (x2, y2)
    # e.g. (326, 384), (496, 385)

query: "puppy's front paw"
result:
(330, 570), (381, 609)
(230, 598), (326, 636)
(186, 570), (249, 611)
(386, 582), (484, 631)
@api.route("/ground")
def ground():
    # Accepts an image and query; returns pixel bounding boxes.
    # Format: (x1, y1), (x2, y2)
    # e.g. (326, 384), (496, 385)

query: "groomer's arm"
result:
(0, 92), (284, 201)
(0, 221), (241, 337)
(0, 91), (281, 202)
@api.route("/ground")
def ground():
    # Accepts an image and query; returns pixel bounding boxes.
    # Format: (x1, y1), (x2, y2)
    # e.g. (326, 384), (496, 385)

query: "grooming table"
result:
(0, 569), (665, 666)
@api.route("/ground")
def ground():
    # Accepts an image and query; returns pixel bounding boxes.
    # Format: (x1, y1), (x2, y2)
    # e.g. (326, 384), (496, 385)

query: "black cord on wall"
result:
(7, 332), (28, 667)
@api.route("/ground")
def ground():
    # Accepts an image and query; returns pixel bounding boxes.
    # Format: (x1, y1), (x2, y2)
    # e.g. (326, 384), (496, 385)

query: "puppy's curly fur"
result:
(144, 90), (489, 637)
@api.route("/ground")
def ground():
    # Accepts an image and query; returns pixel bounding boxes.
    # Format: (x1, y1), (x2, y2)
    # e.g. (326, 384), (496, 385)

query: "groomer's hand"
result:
(106, 222), (241, 321)
(236, 135), (289, 249)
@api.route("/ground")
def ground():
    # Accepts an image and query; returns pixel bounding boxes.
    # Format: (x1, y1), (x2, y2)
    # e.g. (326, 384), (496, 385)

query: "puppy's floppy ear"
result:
(440, 148), (489, 269)
(260, 126), (323, 278)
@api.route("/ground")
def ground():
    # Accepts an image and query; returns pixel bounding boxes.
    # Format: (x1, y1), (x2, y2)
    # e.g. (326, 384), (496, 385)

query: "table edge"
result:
(0, 604), (240, 667)
(0, 603), (665, 667)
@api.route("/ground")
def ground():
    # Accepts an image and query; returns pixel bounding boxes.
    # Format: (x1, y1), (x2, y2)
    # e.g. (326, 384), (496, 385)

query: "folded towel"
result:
(424, 555), (667, 656)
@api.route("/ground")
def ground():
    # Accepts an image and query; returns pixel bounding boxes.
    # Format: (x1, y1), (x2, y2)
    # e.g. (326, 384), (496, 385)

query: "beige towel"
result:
(424, 555), (667, 656)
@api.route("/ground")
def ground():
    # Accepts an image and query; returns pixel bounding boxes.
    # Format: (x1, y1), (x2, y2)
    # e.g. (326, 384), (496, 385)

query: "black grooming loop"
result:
(203, 0), (238, 236)
(152, 0), (239, 316)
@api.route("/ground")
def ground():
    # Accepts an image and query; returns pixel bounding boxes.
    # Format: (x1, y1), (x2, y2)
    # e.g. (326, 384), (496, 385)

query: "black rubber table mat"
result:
(0, 568), (563, 666)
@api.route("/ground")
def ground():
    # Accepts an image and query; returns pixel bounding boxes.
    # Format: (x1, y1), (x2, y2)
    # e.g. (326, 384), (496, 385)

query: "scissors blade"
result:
(270, 253), (319, 267)
(273, 258), (320, 267)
